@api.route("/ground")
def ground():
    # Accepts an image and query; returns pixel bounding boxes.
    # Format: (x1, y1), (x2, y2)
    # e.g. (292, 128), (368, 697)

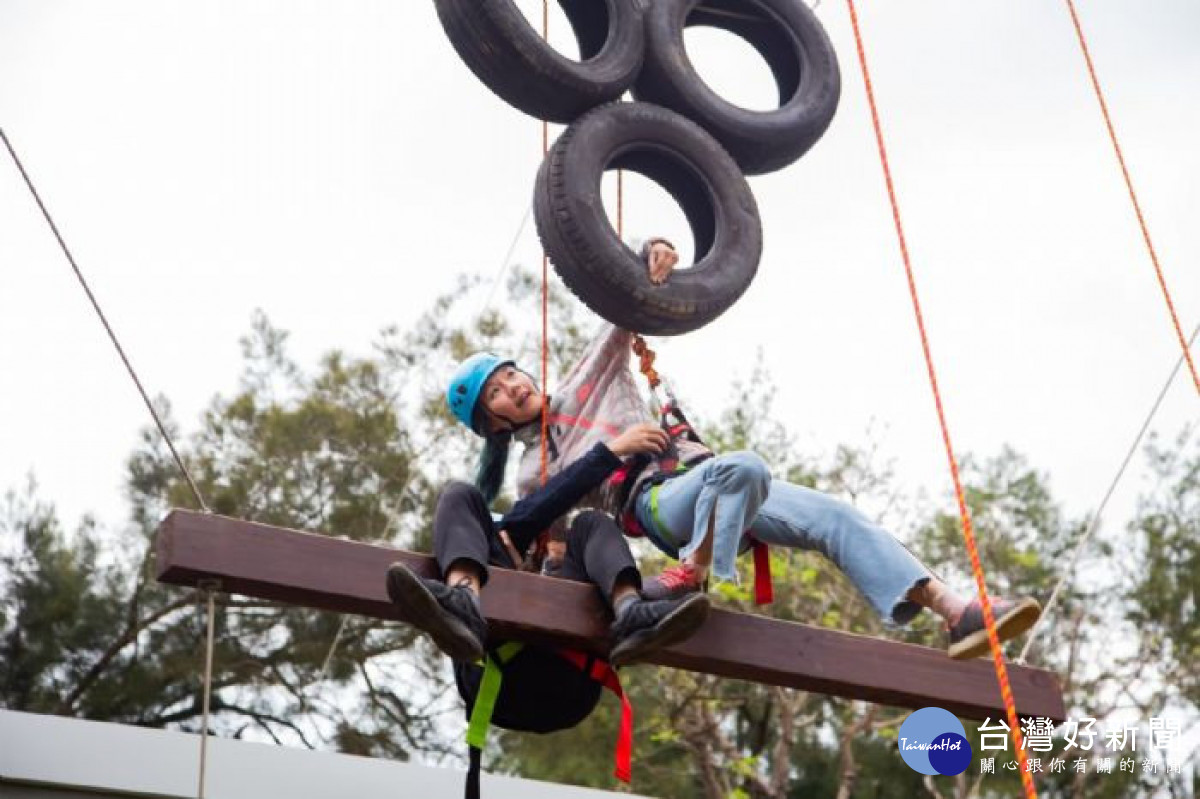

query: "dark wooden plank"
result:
(155, 509), (1065, 722)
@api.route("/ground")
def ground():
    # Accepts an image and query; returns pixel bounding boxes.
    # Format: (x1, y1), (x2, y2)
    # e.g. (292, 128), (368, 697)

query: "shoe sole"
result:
(948, 597), (1042, 661)
(386, 563), (484, 662)
(609, 594), (711, 668)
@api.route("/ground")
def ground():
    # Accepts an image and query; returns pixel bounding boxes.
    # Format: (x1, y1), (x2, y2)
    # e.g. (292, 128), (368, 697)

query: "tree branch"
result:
(58, 595), (193, 713)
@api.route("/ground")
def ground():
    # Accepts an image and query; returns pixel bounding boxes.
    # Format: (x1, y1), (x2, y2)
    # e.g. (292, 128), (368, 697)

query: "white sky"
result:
(1, 0), (1197, 548)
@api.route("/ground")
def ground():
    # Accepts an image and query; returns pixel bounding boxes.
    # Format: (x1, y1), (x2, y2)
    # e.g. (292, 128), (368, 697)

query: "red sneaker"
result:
(640, 562), (706, 601)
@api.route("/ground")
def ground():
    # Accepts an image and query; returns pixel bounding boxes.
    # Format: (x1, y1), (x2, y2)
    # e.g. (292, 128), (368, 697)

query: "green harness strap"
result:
(465, 641), (524, 750)
(647, 462), (689, 547)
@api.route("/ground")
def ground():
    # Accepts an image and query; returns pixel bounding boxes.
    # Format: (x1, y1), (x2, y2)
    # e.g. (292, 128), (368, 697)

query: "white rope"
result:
(1017, 320), (1200, 664)
(0, 128), (210, 512)
(198, 586), (218, 798)
(319, 616), (348, 679)
(477, 203), (533, 321)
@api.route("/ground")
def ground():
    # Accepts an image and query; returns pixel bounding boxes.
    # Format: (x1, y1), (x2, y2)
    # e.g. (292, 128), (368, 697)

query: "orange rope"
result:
(843, 2), (1036, 794)
(1063, 0), (1199, 398)
(631, 335), (661, 390)
(539, 0), (550, 487)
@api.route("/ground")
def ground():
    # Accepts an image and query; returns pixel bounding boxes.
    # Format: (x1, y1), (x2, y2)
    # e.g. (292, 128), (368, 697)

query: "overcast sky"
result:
(1, 0), (1197, 551)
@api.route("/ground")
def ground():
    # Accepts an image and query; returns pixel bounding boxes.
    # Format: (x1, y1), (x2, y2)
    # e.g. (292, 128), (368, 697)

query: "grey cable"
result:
(0, 128), (210, 512)
(1017, 319), (1200, 664)
(477, 203), (533, 321)
(198, 587), (217, 798)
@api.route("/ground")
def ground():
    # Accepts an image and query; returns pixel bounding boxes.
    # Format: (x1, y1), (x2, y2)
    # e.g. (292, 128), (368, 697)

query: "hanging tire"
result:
(534, 102), (762, 336)
(433, 0), (646, 123)
(632, 0), (841, 175)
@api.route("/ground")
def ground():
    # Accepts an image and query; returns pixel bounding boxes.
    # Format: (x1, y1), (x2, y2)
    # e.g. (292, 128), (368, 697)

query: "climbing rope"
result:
(540, 0), (550, 488)
(0, 128), (211, 513)
(1018, 319), (1200, 665)
(631, 333), (670, 414)
(198, 583), (218, 798)
(842, 4), (1036, 795)
(477, 203), (534, 321)
(632, 335), (662, 392)
(1063, 0), (1199, 398)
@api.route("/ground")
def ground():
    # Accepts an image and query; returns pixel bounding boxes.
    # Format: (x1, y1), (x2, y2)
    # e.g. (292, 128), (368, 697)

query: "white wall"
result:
(0, 710), (648, 799)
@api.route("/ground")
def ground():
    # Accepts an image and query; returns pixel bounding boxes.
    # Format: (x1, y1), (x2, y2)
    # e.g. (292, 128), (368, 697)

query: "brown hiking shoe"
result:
(947, 596), (1041, 660)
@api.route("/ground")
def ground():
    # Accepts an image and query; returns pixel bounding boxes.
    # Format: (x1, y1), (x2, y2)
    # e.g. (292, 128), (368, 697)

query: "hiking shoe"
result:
(385, 562), (487, 662)
(640, 562), (706, 601)
(609, 593), (711, 667)
(947, 596), (1042, 660)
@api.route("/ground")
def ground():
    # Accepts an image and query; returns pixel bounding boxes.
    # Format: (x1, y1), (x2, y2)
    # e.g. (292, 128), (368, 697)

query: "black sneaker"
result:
(947, 596), (1041, 660)
(386, 563), (487, 662)
(609, 593), (711, 668)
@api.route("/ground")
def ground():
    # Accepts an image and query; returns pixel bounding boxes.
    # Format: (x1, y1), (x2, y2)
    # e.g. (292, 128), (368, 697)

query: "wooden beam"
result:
(156, 509), (1065, 723)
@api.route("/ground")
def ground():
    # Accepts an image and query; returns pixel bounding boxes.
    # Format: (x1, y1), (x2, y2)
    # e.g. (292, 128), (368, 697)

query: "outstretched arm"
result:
(556, 237), (679, 398)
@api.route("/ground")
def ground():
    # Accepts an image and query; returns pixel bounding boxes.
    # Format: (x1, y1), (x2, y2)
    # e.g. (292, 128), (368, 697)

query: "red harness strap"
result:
(556, 649), (633, 783)
(619, 505), (774, 606)
(751, 539), (773, 605)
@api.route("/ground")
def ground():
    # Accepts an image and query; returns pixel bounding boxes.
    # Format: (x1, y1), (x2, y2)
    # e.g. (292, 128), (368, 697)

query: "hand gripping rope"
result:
(843, 3), (1036, 796)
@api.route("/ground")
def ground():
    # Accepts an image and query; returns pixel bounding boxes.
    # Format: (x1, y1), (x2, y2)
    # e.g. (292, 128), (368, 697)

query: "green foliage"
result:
(1, 489), (124, 713)
(1127, 430), (1199, 708)
(2, 268), (1195, 798)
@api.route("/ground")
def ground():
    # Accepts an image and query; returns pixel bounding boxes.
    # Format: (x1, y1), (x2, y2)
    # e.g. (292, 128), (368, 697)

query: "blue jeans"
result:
(634, 451), (932, 626)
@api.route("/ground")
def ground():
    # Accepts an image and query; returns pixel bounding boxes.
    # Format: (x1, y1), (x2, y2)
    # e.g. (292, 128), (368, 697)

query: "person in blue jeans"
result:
(447, 238), (1041, 660)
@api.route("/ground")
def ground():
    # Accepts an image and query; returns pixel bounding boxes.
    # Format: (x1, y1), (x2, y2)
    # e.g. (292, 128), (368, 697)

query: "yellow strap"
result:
(648, 484), (676, 546)
(465, 642), (525, 750)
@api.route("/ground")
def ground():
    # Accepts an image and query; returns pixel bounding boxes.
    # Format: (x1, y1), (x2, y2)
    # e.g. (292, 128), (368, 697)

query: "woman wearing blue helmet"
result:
(448, 239), (1042, 662)
(386, 335), (711, 795)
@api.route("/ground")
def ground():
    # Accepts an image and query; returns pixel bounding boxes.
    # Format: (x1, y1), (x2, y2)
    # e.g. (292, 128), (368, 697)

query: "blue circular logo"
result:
(928, 732), (972, 776)
(897, 708), (973, 776)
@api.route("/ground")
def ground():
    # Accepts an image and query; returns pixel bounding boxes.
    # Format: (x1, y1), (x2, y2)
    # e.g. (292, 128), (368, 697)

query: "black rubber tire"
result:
(534, 102), (762, 336)
(434, 0), (645, 123)
(632, 0), (841, 175)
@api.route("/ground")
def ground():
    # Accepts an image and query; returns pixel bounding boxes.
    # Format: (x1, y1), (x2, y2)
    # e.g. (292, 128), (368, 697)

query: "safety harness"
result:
(465, 642), (632, 799)
(615, 336), (775, 605)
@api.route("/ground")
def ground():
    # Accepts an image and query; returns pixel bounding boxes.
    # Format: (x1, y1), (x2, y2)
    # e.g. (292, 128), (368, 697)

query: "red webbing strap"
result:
(619, 509), (646, 538)
(608, 463), (632, 488)
(751, 539), (773, 605)
(557, 650), (633, 783)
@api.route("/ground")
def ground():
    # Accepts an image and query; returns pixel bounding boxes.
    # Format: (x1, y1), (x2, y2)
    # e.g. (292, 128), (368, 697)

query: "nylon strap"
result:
(751, 539), (773, 605)
(556, 649), (633, 783)
(466, 642), (524, 749)
(648, 477), (774, 606)
(464, 643), (632, 785)
(648, 484), (674, 546)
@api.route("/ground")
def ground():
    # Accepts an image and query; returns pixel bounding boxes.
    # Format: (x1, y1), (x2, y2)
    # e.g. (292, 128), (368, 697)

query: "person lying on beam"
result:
(445, 238), (1041, 661)
(385, 423), (710, 795)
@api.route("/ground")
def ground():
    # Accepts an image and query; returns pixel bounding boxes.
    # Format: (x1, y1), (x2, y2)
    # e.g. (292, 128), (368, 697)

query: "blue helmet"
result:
(447, 353), (514, 434)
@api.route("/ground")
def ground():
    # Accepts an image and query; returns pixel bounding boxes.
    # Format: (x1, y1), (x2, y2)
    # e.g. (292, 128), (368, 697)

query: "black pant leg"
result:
(554, 510), (640, 605)
(433, 481), (517, 583)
